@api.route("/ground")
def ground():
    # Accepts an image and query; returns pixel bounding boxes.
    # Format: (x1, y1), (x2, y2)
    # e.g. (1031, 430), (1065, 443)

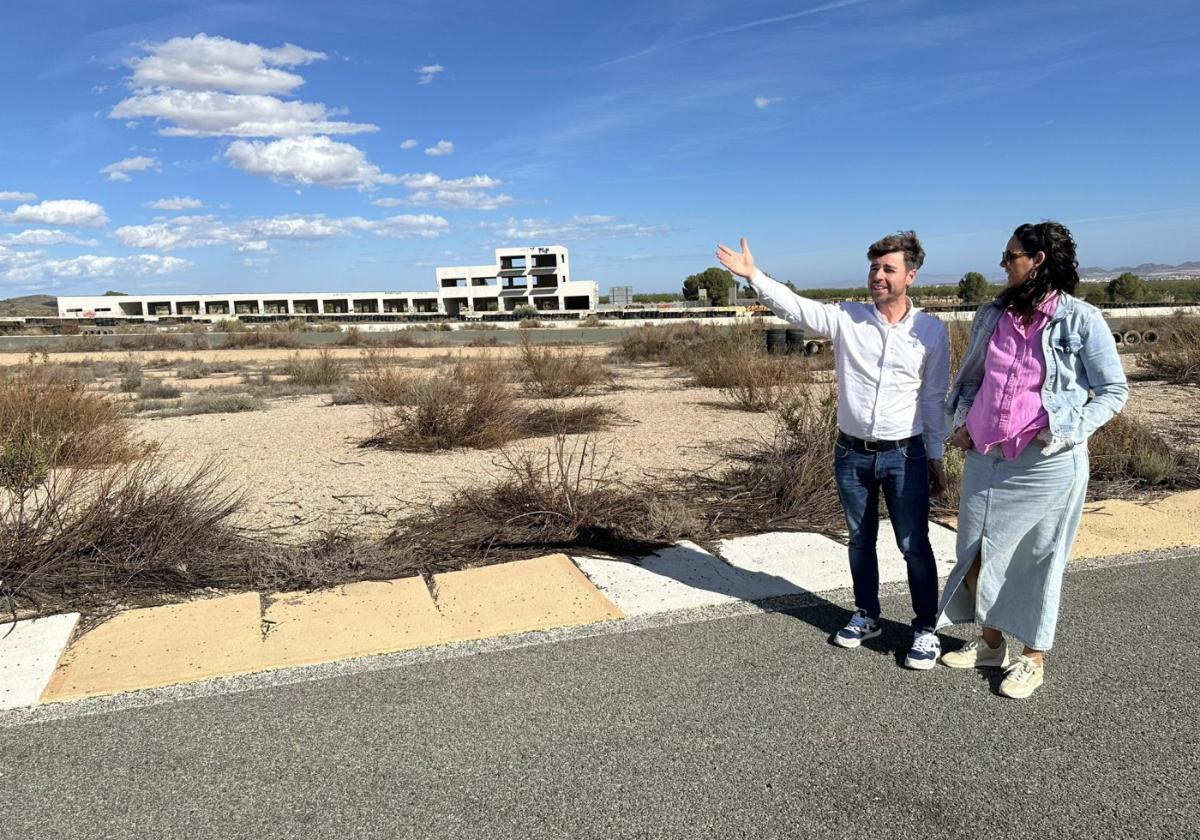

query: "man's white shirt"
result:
(748, 268), (949, 459)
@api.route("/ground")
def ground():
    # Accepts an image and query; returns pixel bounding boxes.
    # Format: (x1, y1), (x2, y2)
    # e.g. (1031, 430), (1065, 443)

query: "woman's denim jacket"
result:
(945, 293), (1128, 455)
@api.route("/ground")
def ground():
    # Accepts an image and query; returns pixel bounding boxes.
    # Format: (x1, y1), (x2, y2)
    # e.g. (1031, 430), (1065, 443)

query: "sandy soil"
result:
(19, 346), (1197, 542)
(134, 362), (775, 540)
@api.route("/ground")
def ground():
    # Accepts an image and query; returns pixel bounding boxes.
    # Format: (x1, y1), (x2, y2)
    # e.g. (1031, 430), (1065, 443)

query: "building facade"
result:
(56, 245), (597, 319)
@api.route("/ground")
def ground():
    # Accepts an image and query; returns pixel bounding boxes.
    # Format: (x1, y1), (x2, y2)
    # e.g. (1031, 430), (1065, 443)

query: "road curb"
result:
(4, 490), (1199, 712)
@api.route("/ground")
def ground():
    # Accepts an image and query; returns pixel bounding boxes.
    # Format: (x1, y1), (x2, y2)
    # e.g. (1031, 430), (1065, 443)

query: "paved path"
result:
(3, 554), (1197, 839)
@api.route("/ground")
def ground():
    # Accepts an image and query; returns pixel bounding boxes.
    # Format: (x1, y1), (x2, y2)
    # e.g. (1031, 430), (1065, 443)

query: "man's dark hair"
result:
(867, 230), (925, 272)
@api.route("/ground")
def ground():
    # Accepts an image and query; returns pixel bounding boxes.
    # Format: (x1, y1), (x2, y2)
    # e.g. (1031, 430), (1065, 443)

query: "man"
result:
(716, 232), (949, 669)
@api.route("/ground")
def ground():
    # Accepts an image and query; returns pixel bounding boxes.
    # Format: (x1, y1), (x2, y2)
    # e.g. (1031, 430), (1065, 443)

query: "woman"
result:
(937, 221), (1127, 698)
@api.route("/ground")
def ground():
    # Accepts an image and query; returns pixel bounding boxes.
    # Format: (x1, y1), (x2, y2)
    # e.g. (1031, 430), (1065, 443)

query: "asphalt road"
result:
(3, 555), (1198, 840)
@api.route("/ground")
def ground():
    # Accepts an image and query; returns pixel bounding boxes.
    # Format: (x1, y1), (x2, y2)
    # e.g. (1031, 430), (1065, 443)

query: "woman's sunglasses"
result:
(1001, 250), (1029, 264)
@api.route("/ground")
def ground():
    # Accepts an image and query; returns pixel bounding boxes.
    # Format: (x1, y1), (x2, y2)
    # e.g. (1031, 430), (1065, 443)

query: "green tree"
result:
(103, 289), (128, 296)
(1078, 285), (1109, 305)
(682, 267), (736, 305)
(1107, 272), (1145, 303)
(957, 271), (991, 302)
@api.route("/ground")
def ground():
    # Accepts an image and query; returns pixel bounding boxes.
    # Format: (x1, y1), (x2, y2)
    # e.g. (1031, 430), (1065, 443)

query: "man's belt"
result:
(836, 431), (921, 453)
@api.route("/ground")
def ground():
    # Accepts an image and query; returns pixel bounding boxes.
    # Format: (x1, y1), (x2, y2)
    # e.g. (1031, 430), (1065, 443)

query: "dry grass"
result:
(176, 392), (266, 415)
(1088, 412), (1199, 495)
(684, 391), (844, 536)
(378, 437), (697, 569)
(361, 359), (520, 451)
(352, 351), (416, 405)
(518, 333), (613, 397)
(1139, 314), (1200, 384)
(1, 364), (139, 486)
(282, 348), (345, 389)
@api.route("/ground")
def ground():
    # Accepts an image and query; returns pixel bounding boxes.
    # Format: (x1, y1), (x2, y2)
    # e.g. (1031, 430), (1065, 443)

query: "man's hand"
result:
(928, 459), (947, 497)
(716, 237), (756, 280)
(949, 425), (972, 452)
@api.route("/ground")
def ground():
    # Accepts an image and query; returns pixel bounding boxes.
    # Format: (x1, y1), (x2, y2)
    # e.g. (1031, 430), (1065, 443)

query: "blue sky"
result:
(1, 0), (1198, 297)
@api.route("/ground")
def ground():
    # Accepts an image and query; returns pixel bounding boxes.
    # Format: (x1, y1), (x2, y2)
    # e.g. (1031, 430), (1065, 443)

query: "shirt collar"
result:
(872, 297), (915, 326)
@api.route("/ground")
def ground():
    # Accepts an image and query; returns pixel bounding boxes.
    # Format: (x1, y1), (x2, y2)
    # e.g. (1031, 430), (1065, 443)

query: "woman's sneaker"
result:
(940, 636), (1008, 669)
(833, 610), (881, 648)
(999, 655), (1045, 699)
(904, 630), (941, 670)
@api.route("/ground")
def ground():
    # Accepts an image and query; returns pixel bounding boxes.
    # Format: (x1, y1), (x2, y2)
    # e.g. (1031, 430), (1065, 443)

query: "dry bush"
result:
(339, 327), (366, 346)
(362, 359), (520, 451)
(1, 365), (139, 486)
(518, 333), (613, 397)
(353, 351), (416, 405)
(1139, 314), (1200, 384)
(176, 392), (265, 415)
(380, 437), (696, 569)
(221, 329), (300, 349)
(1088, 413), (1199, 495)
(518, 318), (543, 329)
(523, 404), (621, 437)
(137, 379), (182, 399)
(115, 332), (187, 351)
(685, 391), (844, 536)
(947, 320), (972, 378)
(615, 321), (722, 362)
(282, 348), (345, 389)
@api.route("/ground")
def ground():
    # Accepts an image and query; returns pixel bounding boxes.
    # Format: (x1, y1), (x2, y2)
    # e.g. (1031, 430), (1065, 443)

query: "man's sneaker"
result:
(904, 630), (941, 670)
(833, 610), (881, 648)
(940, 636), (1009, 669)
(999, 655), (1044, 699)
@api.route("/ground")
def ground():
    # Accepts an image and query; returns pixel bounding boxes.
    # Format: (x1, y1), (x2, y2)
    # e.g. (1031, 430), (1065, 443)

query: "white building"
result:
(56, 245), (597, 319)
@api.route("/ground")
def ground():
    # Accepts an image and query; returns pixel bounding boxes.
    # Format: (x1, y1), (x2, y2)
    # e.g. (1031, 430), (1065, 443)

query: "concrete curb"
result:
(2, 490), (1198, 711)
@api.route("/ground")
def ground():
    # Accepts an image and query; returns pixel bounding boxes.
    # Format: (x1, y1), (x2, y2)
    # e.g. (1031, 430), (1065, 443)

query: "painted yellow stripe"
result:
(42, 593), (263, 703)
(40, 555), (625, 703)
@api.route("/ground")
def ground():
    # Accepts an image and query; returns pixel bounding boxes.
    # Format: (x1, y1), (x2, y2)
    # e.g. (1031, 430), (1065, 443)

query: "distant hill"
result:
(1079, 261), (1200, 281)
(0, 294), (56, 317)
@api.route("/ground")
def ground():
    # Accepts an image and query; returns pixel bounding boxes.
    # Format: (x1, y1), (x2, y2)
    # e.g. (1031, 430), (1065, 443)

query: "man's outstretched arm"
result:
(716, 238), (842, 340)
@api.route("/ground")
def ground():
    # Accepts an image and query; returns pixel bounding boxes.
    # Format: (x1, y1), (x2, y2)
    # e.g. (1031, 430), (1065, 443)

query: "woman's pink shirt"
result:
(966, 293), (1060, 459)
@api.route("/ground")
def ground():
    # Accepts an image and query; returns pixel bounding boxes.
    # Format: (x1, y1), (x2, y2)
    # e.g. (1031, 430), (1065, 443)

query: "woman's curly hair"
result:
(997, 220), (1080, 317)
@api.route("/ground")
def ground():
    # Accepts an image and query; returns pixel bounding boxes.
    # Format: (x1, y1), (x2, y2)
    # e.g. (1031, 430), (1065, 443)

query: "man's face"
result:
(867, 251), (916, 306)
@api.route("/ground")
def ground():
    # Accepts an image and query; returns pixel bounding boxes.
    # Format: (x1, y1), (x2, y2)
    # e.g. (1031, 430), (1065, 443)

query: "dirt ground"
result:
(116, 354), (776, 539)
(16, 346), (1199, 541)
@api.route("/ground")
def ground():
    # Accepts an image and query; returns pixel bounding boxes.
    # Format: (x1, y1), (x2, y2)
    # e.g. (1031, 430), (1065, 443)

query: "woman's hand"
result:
(716, 237), (756, 280)
(949, 425), (972, 452)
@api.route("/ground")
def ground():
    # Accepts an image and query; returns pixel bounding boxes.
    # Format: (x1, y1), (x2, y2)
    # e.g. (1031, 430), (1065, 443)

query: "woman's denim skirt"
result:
(935, 441), (1089, 650)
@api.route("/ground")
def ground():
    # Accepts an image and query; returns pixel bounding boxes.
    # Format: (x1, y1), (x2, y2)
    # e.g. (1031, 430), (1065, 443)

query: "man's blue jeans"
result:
(833, 436), (938, 631)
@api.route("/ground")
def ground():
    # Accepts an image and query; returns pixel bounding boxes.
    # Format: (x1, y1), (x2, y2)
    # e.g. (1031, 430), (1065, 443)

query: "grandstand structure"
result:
(55, 245), (597, 321)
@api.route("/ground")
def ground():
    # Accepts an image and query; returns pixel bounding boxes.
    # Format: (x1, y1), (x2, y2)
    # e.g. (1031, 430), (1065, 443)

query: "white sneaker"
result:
(833, 610), (881, 648)
(904, 630), (941, 670)
(1000, 655), (1045, 699)
(940, 636), (1009, 669)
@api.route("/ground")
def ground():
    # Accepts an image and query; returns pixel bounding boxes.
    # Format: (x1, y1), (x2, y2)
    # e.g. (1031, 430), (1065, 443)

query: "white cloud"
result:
(145, 196), (204, 210)
(114, 211), (449, 251)
(111, 89), (377, 138)
(4, 199), (109, 228)
(415, 64), (444, 85)
(495, 214), (671, 240)
(372, 173), (508, 209)
(101, 155), (161, 182)
(754, 95), (783, 109)
(0, 246), (191, 284)
(128, 34), (325, 95)
(408, 189), (513, 210)
(224, 136), (399, 189)
(0, 229), (99, 247)
(424, 140), (454, 156)
(400, 138), (419, 150)
(0, 191), (37, 202)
